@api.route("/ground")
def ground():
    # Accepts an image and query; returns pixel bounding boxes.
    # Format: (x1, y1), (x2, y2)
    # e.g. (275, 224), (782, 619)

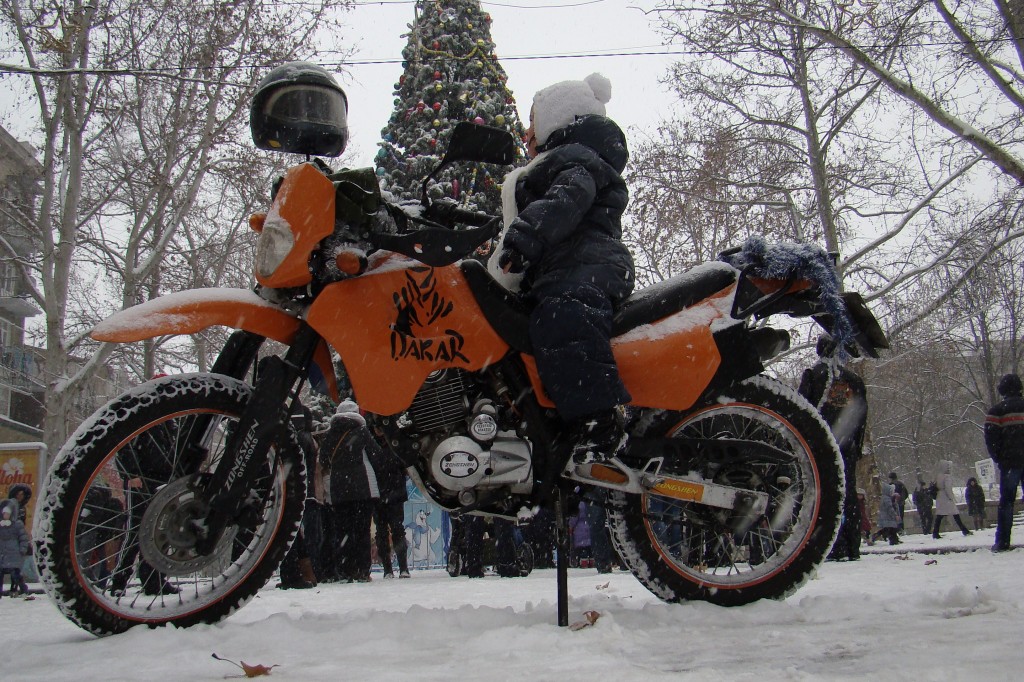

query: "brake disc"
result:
(139, 477), (238, 577)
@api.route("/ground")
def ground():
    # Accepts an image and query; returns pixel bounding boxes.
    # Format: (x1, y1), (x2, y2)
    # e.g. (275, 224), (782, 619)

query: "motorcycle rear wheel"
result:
(35, 374), (304, 636)
(607, 376), (842, 606)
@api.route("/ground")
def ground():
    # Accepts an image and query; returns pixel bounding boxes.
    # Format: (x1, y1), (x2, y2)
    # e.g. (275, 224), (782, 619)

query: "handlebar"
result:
(424, 199), (497, 228)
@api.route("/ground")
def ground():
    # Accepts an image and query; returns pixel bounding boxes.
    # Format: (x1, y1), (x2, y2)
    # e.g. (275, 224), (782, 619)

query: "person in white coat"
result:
(931, 460), (972, 538)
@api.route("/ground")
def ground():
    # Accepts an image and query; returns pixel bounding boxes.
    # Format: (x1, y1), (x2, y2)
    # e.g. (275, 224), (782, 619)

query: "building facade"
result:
(0, 125), (44, 443)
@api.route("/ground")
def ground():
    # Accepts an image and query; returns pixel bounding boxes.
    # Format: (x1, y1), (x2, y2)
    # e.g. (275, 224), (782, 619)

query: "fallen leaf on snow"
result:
(569, 610), (601, 631)
(924, 559), (938, 565)
(595, 581), (610, 590)
(212, 653), (281, 678)
(894, 554), (911, 560)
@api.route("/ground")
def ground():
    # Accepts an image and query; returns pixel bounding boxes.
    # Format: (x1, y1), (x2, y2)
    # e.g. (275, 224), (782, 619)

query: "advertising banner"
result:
(975, 458), (997, 489)
(0, 442), (47, 532)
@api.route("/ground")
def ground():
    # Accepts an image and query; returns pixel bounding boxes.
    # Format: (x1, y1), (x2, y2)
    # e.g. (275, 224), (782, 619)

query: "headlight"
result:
(254, 214), (295, 280)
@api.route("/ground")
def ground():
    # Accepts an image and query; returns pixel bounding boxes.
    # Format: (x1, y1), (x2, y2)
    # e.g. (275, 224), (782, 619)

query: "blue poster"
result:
(402, 479), (450, 569)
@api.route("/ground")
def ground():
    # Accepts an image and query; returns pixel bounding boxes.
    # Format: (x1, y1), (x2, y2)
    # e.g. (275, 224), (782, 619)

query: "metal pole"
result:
(555, 487), (570, 627)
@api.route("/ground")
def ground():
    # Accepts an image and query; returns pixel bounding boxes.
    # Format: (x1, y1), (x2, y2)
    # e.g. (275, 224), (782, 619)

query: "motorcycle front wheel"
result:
(35, 374), (304, 636)
(607, 376), (842, 606)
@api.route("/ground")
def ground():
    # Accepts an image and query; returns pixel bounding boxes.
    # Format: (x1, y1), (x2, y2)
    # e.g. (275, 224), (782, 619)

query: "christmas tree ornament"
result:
(434, 83), (443, 92)
(433, 102), (442, 111)
(433, 70), (442, 80)
(416, 101), (425, 112)
(473, 116), (484, 124)
(495, 114), (505, 125)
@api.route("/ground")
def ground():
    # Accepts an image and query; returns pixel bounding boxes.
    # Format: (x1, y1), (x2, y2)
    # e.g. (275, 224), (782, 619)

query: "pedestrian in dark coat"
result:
(0, 499), (29, 596)
(321, 401), (381, 582)
(109, 413), (180, 597)
(515, 509), (549, 570)
(372, 442), (410, 579)
(278, 407), (319, 589)
(888, 473), (909, 533)
(491, 73), (634, 465)
(912, 482), (934, 535)
(586, 490), (614, 572)
(932, 460), (972, 538)
(985, 372), (1024, 551)
(799, 334), (868, 559)
(856, 489), (873, 545)
(447, 515), (486, 578)
(965, 477), (987, 531)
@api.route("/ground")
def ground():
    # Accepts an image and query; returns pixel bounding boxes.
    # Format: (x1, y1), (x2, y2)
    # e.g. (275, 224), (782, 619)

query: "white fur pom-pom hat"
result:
(530, 72), (612, 146)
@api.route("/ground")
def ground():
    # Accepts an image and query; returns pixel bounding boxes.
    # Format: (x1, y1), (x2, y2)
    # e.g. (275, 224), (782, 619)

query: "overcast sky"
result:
(0, 1), (685, 168)
(334, 0), (683, 167)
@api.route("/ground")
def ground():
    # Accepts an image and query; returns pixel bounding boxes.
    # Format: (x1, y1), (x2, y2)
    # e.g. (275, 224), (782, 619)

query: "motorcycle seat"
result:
(460, 260), (740, 354)
(612, 262), (739, 334)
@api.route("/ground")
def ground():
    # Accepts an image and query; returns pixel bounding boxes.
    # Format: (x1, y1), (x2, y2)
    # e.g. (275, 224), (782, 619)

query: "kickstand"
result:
(554, 485), (570, 627)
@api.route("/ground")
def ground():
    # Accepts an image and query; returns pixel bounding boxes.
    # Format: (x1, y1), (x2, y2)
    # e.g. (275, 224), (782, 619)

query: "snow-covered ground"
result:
(4, 524), (1021, 681)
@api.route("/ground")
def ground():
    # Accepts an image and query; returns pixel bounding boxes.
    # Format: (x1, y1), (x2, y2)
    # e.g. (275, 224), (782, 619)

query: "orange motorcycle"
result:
(36, 67), (887, 636)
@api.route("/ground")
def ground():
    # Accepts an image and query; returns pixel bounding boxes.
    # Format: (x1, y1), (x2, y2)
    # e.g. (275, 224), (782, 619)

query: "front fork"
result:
(192, 324), (321, 554)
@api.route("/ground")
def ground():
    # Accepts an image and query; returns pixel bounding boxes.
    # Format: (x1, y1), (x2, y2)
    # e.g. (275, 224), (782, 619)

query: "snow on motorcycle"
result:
(34, 62), (888, 636)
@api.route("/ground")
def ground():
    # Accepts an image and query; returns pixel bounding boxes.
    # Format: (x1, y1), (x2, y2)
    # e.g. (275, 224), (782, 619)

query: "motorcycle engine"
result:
(398, 369), (534, 505)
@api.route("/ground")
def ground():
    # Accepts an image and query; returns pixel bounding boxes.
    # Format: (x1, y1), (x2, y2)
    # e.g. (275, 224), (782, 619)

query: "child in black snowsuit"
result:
(494, 73), (634, 463)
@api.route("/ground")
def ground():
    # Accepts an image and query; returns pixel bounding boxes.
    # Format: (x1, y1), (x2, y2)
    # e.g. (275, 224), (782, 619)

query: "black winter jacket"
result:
(984, 393), (1024, 468)
(373, 447), (409, 506)
(319, 414), (382, 503)
(503, 114), (634, 300)
(798, 361), (867, 456)
(965, 480), (986, 516)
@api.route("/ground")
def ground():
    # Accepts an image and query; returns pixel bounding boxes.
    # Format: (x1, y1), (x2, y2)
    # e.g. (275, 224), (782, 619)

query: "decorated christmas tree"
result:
(375, 0), (528, 216)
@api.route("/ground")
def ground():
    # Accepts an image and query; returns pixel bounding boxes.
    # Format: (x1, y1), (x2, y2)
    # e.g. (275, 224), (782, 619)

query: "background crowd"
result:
(275, 400), (619, 589)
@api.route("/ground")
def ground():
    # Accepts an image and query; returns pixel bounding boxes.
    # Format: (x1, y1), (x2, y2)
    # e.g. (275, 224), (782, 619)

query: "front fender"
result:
(91, 288), (340, 401)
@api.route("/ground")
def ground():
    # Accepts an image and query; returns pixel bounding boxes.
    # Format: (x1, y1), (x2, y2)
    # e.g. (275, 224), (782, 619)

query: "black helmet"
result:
(250, 61), (349, 157)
